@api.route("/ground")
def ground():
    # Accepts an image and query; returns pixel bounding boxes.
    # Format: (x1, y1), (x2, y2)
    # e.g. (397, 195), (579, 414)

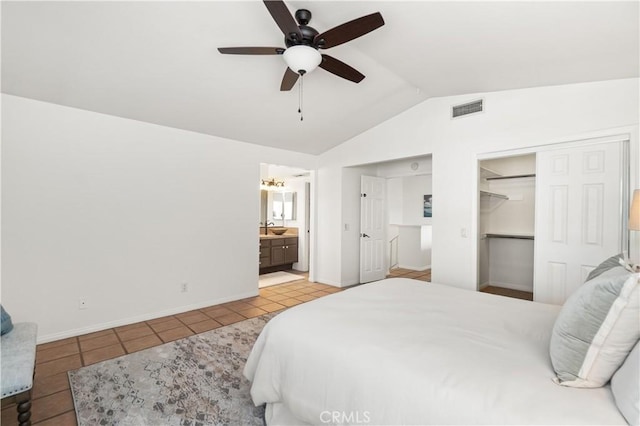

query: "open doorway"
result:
(343, 155), (433, 285)
(379, 156), (432, 282)
(258, 163), (311, 288)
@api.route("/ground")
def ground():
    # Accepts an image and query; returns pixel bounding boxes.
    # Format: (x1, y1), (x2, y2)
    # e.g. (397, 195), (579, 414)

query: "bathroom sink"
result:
(270, 227), (287, 235)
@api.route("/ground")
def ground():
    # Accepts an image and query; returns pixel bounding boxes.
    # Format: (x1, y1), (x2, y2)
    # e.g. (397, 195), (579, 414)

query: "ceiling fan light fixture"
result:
(282, 45), (321, 75)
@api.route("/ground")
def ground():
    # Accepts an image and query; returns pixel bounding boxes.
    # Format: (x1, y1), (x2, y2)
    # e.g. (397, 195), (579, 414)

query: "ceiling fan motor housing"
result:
(285, 9), (321, 48)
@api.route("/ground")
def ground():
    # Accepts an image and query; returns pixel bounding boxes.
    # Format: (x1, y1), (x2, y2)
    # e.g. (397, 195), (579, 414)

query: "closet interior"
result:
(478, 154), (536, 298)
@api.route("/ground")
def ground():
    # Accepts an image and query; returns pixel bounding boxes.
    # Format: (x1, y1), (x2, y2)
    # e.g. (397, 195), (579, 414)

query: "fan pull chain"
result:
(298, 73), (304, 121)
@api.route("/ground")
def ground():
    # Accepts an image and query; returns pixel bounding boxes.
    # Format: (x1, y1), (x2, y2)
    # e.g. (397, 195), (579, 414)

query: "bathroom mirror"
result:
(260, 190), (296, 224)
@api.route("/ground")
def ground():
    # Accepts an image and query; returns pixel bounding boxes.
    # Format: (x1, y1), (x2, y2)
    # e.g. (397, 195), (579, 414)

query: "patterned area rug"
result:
(69, 313), (276, 426)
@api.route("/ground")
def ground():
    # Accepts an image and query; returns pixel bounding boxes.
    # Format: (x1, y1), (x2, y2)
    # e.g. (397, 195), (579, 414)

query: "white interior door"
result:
(360, 175), (386, 283)
(534, 140), (625, 304)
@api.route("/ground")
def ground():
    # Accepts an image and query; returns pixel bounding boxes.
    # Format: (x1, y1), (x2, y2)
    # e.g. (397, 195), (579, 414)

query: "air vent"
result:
(452, 99), (484, 118)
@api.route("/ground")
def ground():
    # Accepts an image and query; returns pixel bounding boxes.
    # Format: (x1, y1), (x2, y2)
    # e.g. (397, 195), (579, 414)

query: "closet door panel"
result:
(534, 141), (624, 305)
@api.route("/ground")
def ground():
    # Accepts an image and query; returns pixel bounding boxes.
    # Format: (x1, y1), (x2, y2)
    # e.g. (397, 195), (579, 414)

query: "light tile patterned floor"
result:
(386, 267), (431, 281)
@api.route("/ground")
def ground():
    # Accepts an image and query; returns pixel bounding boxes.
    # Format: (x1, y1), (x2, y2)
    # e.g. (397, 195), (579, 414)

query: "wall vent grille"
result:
(452, 99), (484, 118)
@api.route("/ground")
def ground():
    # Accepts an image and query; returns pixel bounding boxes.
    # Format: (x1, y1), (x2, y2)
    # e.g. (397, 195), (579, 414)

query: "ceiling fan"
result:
(218, 0), (385, 91)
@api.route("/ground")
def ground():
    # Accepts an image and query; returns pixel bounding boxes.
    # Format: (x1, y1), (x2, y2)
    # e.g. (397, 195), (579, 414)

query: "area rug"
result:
(68, 313), (277, 426)
(258, 271), (303, 288)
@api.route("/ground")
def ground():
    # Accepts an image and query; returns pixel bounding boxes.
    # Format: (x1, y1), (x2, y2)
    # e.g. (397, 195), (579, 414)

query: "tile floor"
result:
(386, 267), (431, 281)
(0, 274), (340, 426)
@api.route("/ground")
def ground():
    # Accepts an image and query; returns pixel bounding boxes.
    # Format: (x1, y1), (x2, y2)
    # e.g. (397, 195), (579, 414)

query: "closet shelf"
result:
(480, 190), (508, 200)
(485, 233), (534, 240)
(479, 166), (501, 179)
(485, 173), (536, 181)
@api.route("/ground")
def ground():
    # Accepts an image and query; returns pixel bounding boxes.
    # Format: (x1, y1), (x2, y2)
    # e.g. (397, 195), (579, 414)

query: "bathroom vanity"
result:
(259, 233), (299, 274)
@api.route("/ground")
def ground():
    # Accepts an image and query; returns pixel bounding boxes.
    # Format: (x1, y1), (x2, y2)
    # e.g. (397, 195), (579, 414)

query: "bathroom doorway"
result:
(258, 163), (311, 287)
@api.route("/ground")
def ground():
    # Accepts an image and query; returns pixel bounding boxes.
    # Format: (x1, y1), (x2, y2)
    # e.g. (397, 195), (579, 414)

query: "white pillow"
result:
(549, 268), (639, 388)
(611, 340), (639, 425)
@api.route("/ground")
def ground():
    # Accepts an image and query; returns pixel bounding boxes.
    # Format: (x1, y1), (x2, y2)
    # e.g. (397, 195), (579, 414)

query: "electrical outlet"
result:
(78, 299), (88, 310)
(181, 283), (188, 293)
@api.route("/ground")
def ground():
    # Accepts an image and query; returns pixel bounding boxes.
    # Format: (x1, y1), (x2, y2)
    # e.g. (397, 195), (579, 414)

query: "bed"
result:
(244, 278), (631, 425)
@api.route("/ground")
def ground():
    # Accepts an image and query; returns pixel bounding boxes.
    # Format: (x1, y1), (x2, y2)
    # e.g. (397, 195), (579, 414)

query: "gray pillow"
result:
(1, 305), (14, 335)
(586, 253), (631, 282)
(611, 340), (639, 425)
(550, 267), (639, 387)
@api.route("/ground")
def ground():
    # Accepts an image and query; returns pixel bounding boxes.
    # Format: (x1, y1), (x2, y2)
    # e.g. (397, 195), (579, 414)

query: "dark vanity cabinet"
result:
(259, 239), (272, 268)
(259, 237), (298, 274)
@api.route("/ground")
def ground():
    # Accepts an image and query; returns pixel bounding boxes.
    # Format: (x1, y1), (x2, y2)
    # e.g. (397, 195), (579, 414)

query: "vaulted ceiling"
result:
(2, 1), (638, 154)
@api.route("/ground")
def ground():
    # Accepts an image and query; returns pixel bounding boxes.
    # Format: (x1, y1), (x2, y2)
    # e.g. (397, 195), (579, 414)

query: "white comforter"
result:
(244, 278), (626, 425)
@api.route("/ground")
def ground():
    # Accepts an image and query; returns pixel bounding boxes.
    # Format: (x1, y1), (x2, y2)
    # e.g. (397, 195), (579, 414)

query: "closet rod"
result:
(485, 233), (534, 240)
(485, 173), (536, 181)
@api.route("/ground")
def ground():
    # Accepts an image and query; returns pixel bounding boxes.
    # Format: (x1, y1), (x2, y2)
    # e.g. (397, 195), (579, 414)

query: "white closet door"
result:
(534, 141), (624, 305)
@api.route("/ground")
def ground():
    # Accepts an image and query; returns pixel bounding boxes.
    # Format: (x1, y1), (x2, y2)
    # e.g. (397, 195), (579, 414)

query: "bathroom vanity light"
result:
(261, 178), (286, 191)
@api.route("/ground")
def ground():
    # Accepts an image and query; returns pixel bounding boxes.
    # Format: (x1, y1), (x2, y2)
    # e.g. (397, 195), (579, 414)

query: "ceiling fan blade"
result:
(315, 12), (385, 49)
(263, 0), (302, 40)
(280, 67), (299, 91)
(319, 55), (365, 83)
(218, 47), (285, 55)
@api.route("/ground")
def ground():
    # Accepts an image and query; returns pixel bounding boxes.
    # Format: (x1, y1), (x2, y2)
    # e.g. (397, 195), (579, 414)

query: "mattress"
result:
(244, 278), (626, 425)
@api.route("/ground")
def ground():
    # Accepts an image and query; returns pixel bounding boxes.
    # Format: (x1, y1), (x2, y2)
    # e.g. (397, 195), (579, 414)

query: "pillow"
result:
(611, 340), (640, 426)
(586, 253), (633, 282)
(1, 305), (14, 335)
(549, 266), (639, 388)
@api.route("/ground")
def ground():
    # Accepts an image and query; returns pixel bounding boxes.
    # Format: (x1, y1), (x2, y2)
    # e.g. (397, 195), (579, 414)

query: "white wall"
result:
(8, 79), (637, 339)
(486, 178), (536, 235)
(314, 166), (342, 286)
(402, 175), (432, 225)
(387, 174), (433, 271)
(387, 178), (403, 224)
(387, 174), (433, 225)
(316, 78), (639, 289)
(481, 154), (536, 176)
(488, 238), (535, 292)
(376, 156), (433, 178)
(2, 95), (316, 342)
(395, 225), (432, 271)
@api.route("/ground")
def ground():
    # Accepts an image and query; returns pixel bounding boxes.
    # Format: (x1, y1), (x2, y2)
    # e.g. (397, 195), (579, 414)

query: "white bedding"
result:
(244, 278), (626, 425)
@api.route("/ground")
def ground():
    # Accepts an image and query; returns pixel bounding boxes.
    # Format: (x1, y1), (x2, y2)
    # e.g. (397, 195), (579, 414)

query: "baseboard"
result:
(37, 290), (259, 344)
(478, 281), (491, 290)
(488, 281), (533, 293)
(314, 276), (345, 287)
